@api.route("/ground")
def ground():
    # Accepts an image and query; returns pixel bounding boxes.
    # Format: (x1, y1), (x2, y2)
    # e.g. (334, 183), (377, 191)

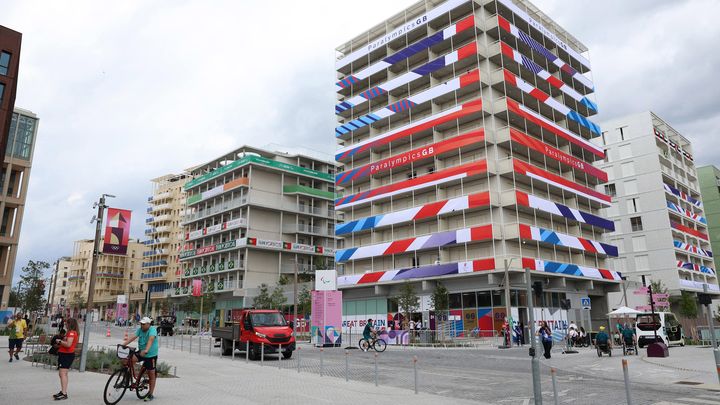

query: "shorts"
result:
(135, 353), (157, 371)
(57, 353), (75, 369)
(9, 338), (23, 351)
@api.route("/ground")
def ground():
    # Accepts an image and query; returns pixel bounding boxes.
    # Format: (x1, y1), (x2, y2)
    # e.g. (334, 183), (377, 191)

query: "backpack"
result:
(48, 335), (62, 355)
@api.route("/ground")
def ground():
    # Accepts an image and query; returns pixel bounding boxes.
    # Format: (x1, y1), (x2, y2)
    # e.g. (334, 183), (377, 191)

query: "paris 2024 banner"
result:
(102, 208), (132, 255)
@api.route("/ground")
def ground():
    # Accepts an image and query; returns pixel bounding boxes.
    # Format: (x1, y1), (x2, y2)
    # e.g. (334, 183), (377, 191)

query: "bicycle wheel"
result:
(358, 338), (370, 351)
(103, 369), (129, 405)
(135, 373), (150, 400)
(373, 339), (387, 353)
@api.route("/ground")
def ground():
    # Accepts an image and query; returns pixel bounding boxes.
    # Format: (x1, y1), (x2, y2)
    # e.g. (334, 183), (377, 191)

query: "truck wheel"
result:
(221, 339), (233, 356)
(282, 351), (293, 359)
(248, 343), (259, 360)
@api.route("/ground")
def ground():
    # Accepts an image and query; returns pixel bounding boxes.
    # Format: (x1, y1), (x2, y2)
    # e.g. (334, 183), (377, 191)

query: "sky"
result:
(3, 0), (719, 285)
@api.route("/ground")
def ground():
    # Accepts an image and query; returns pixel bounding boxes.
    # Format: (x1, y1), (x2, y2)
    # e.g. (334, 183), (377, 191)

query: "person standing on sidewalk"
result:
(54, 317), (79, 400)
(538, 321), (553, 359)
(123, 317), (159, 402)
(8, 313), (27, 362)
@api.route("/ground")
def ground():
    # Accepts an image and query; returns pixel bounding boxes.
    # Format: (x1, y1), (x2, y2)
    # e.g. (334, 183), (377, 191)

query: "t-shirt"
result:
(621, 327), (635, 341)
(362, 322), (374, 339)
(596, 331), (609, 344)
(58, 330), (78, 354)
(135, 326), (159, 358)
(13, 319), (27, 339)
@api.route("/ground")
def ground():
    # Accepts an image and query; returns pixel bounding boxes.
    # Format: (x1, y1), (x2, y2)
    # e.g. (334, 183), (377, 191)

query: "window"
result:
(601, 131), (607, 145)
(462, 292), (476, 308)
(603, 149), (609, 163)
(627, 197), (639, 213)
(617, 126), (627, 141)
(0, 52), (10, 76)
(61, 289), (65, 295)
(604, 184), (616, 197)
(630, 216), (643, 232)
(449, 293), (462, 309)
(0, 83), (4, 102)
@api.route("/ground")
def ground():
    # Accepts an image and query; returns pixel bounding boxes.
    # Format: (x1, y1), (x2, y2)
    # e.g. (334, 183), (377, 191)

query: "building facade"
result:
(0, 108), (39, 308)
(697, 165), (720, 285)
(0, 26), (21, 160)
(334, 0), (620, 334)
(143, 173), (189, 316)
(596, 112), (719, 298)
(47, 257), (72, 315)
(66, 239), (146, 319)
(177, 146), (338, 325)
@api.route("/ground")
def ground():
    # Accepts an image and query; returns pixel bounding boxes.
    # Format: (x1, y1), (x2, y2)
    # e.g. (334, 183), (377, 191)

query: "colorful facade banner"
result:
(186, 217), (247, 241)
(655, 127), (693, 161)
(336, 39), (477, 112)
(192, 279), (202, 297)
(337, 259), (495, 286)
(666, 200), (706, 224)
(503, 69), (600, 135)
(336, 99), (483, 161)
(187, 177), (248, 205)
(497, 14), (592, 89)
(519, 224), (618, 257)
(335, 160), (487, 209)
(515, 191), (614, 231)
(506, 99), (603, 158)
(180, 239), (239, 260)
(335, 0), (469, 69)
(336, 130), (485, 185)
(335, 191), (490, 235)
(664, 183), (702, 207)
(336, 69), (480, 138)
(509, 128), (606, 181)
(677, 261), (715, 276)
(336, 225), (493, 262)
(522, 257), (621, 281)
(180, 236), (335, 261)
(499, 42), (597, 112)
(671, 221), (709, 241)
(513, 159), (611, 205)
(102, 208), (132, 255)
(673, 240), (713, 258)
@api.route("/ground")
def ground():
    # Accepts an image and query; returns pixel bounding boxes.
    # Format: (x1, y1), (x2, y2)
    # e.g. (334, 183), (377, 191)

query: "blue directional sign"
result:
(581, 297), (591, 310)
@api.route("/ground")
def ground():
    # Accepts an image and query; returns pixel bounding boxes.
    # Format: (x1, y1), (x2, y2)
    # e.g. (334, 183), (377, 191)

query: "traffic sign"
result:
(581, 297), (591, 310)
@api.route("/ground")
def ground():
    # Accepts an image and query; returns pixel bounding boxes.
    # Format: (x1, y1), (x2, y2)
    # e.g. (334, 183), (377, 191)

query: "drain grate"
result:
(675, 381), (703, 385)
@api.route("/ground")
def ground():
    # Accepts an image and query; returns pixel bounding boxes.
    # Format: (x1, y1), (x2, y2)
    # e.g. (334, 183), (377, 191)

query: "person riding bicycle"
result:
(122, 317), (158, 402)
(362, 319), (376, 351)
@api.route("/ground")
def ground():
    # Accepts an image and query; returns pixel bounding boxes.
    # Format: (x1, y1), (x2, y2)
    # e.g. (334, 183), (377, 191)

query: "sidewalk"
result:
(0, 333), (486, 405)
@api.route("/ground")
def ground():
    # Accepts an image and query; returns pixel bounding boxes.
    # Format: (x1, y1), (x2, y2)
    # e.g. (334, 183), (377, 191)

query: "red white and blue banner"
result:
(510, 128), (606, 181)
(664, 183), (702, 207)
(497, 14), (592, 89)
(335, 0), (469, 70)
(666, 201), (706, 224)
(513, 159), (611, 206)
(671, 221), (708, 241)
(337, 258), (496, 287)
(335, 160), (487, 209)
(519, 224), (618, 256)
(335, 225), (493, 262)
(496, 0), (591, 71)
(336, 192), (490, 235)
(522, 258), (621, 281)
(505, 99), (603, 158)
(336, 99), (484, 161)
(103, 208), (132, 255)
(677, 261), (715, 276)
(336, 130), (485, 185)
(655, 127), (693, 161)
(673, 240), (712, 258)
(336, 70), (480, 138)
(503, 69), (600, 135)
(515, 191), (614, 231)
(336, 15), (475, 92)
(499, 42), (597, 112)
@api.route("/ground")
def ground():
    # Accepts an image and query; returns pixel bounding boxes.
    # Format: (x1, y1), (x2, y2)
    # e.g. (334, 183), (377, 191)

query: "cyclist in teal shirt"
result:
(123, 317), (159, 402)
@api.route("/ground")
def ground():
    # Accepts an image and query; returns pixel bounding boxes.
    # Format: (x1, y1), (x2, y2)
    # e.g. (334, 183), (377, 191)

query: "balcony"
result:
(141, 272), (166, 280)
(182, 196), (247, 224)
(283, 184), (335, 200)
(143, 249), (166, 257)
(144, 228), (156, 235)
(152, 203), (172, 212)
(152, 214), (171, 224)
(145, 217), (154, 224)
(142, 260), (168, 268)
(280, 263), (321, 274)
(282, 223), (331, 236)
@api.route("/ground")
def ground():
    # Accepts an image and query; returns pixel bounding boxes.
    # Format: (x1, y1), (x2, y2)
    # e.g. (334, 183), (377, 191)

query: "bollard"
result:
(173, 334), (176, 350)
(279, 345), (283, 370)
(189, 334), (193, 353)
(413, 356), (418, 395)
(181, 334), (184, 352)
(551, 368), (559, 405)
(345, 349), (349, 382)
(297, 346), (301, 373)
(261, 342), (265, 366)
(100, 360), (104, 373)
(320, 348), (324, 377)
(246, 341), (249, 363)
(208, 337), (212, 357)
(374, 353), (378, 387)
(173, 366), (177, 377)
(622, 359), (633, 404)
(232, 340), (236, 361)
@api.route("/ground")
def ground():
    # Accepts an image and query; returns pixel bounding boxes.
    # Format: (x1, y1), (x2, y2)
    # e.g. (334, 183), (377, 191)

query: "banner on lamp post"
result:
(192, 279), (202, 297)
(102, 208), (132, 255)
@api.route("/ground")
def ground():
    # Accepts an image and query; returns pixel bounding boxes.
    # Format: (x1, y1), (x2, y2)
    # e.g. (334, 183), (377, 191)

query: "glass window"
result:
(604, 184), (616, 197)
(477, 291), (491, 307)
(517, 290), (528, 307)
(448, 293), (462, 309)
(0, 83), (4, 101)
(492, 291), (505, 307)
(630, 216), (643, 232)
(551, 292), (561, 308)
(5, 113), (36, 160)
(462, 292), (476, 309)
(0, 52), (10, 76)
(388, 298), (399, 313)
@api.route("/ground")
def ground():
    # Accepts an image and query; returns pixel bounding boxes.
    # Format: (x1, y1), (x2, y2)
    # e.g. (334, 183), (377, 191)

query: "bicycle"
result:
(358, 335), (387, 352)
(103, 344), (151, 405)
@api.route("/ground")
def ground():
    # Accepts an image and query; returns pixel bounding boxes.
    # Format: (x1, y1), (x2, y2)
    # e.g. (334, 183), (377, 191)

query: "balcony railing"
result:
(280, 263), (320, 273)
(182, 196), (247, 223)
(142, 260), (168, 268)
(282, 224), (331, 236)
(141, 272), (166, 279)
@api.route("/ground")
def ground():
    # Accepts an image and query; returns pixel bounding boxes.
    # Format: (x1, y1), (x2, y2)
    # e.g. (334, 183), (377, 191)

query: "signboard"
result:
(633, 287), (649, 295)
(311, 290), (343, 347)
(116, 295), (127, 305)
(581, 297), (591, 310)
(102, 208), (132, 255)
(192, 279), (202, 297)
(315, 270), (337, 291)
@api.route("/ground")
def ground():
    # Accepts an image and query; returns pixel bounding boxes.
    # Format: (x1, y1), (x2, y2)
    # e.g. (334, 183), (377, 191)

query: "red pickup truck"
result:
(212, 309), (295, 360)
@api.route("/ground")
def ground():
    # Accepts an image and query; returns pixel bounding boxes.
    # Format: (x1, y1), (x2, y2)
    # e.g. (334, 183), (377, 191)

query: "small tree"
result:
(397, 282), (419, 330)
(19, 260), (50, 314)
(431, 282), (449, 331)
(270, 284), (287, 310)
(678, 291), (698, 320)
(71, 292), (86, 311)
(715, 305), (720, 323)
(649, 280), (669, 311)
(8, 289), (21, 308)
(297, 286), (312, 317)
(252, 284), (272, 309)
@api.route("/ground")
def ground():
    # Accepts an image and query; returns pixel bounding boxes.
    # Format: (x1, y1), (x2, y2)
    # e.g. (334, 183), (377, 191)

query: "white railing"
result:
(183, 197), (247, 223)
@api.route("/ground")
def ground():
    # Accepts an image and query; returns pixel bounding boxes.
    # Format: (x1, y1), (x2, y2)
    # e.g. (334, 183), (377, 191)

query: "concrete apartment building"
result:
(595, 112), (719, 301)
(334, 0), (620, 333)
(47, 257), (72, 315)
(66, 239), (146, 319)
(177, 146), (338, 324)
(698, 165), (720, 279)
(142, 173), (189, 316)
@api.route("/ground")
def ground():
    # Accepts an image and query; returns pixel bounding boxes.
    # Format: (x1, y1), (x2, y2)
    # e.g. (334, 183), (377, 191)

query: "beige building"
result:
(0, 108), (39, 308)
(143, 173), (189, 316)
(66, 239), (146, 319)
(47, 257), (71, 315)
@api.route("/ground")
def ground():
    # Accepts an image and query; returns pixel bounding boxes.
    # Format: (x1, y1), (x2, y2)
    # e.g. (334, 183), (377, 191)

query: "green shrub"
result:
(156, 361), (172, 377)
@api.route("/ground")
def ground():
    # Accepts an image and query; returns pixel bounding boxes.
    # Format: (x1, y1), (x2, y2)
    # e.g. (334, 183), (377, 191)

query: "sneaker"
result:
(54, 393), (68, 401)
(8, 357), (12, 362)
(144, 394), (155, 402)
(14, 353), (19, 360)
(53, 392), (64, 399)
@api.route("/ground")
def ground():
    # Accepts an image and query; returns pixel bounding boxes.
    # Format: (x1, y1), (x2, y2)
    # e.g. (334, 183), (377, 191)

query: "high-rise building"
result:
(0, 26), (22, 159)
(66, 239), (146, 319)
(334, 0), (619, 332)
(0, 107), (39, 308)
(143, 173), (189, 316)
(596, 112), (719, 298)
(177, 146), (338, 325)
(696, 165), (720, 289)
(48, 257), (72, 316)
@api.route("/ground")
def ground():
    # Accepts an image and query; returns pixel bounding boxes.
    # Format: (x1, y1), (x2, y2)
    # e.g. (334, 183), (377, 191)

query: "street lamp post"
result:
(501, 258), (515, 348)
(526, 267), (542, 405)
(293, 258), (299, 338)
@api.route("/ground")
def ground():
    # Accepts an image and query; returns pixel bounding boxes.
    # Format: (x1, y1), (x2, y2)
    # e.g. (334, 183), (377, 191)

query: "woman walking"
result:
(538, 321), (553, 359)
(54, 317), (79, 400)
